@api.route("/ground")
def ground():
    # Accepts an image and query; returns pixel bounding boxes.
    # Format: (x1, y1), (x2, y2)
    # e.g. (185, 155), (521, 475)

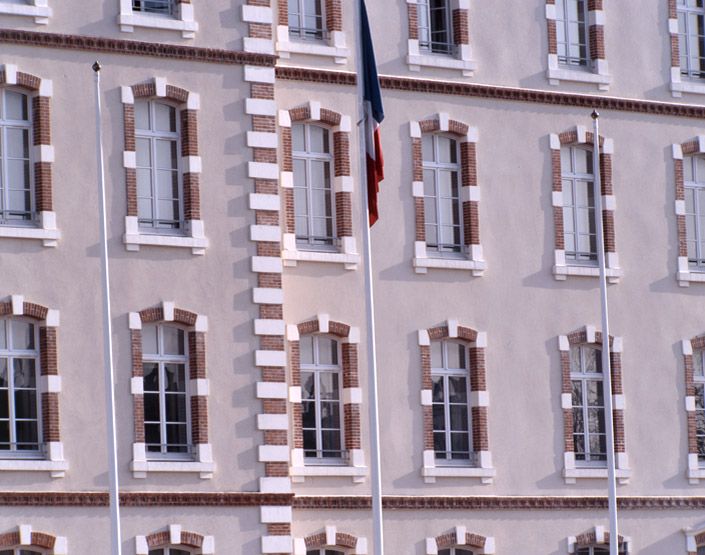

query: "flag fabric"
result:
(360, 0), (385, 226)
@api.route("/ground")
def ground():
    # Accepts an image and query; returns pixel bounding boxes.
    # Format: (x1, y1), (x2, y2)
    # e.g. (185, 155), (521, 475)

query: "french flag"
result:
(360, 0), (385, 226)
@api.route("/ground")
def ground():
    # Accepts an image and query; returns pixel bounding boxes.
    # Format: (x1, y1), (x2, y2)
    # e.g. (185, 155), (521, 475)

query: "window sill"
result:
(0, 1), (50, 23)
(0, 223), (60, 247)
(0, 458), (68, 478)
(413, 256), (486, 275)
(407, 54), (477, 77)
(124, 217), (208, 255)
(118, 12), (198, 38)
(422, 465), (495, 484)
(131, 460), (214, 479)
(277, 40), (349, 64)
(553, 264), (622, 284)
(290, 465), (367, 483)
(670, 72), (705, 97)
(563, 467), (631, 484)
(547, 67), (611, 91)
(677, 268), (705, 287)
(282, 248), (359, 270)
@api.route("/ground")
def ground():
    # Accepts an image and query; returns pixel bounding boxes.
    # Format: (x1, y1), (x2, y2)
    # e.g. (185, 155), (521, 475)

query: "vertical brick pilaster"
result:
(452, 9), (469, 46)
(325, 0), (342, 32)
(32, 94), (53, 213)
(412, 137), (425, 242)
(408, 3), (418, 40)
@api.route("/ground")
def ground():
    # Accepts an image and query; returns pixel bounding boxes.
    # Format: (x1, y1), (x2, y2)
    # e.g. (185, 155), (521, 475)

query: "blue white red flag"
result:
(360, 0), (384, 226)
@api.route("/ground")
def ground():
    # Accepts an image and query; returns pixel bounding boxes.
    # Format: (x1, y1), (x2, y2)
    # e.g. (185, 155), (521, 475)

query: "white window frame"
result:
(301, 335), (345, 465)
(134, 99), (184, 235)
(570, 345), (606, 467)
(306, 550), (344, 555)
(438, 548), (476, 555)
(142, 323), (192, 460)
(0, 89), (35, 227)
(422, 134), (464, 257)
(678, 0), (705, 80)
(556, 0), (590, 69)
(431, 340), (472, 465)
(119, 0), (198, 38)
(0, 0), (51, 24)
(684, 155), (705, 270)
(0, 71), (59, 248)
(292, 123), (336, 251)
(406, 0), (476, 76)
(417, 0), (454, 56)
(287, 0), (326, 42)
(147, 548), (193, 555)
(561, 145), (597, 266)
(0, 317), (42, 459)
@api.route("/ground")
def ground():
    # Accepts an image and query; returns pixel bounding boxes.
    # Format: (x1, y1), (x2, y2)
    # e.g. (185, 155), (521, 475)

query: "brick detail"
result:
(435, 529), (486, 550)
(547, 16), (557, 55)
(453, 9), (469, 46)
(305, 529), (359, 550)
(589, 25), (605, 60)
(146, 529), (204, 549)
(408, 3), (418, 40)
(39, 327), (57, 375)
(325, 0), (342, 32)
(0, 531), (57, 550)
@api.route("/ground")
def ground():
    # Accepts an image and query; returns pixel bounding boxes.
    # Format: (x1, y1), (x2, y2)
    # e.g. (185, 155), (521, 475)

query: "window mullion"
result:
(151, 135), (159, 224)
(444, 373), (452, 460)
(306, 157), (314, 245)
(159, 361), (167, 453)
(8, 353), (15, 449)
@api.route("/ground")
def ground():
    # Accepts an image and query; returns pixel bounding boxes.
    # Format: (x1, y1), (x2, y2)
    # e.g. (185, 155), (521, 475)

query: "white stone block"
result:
(447, 319), (458, 338)
(343, 387), (363, 404)
(561, 392), (572, 410)
(187, 92), (200, 111)
(418, 329), (430, 346)
(131, 376), (143, 395)
(246, 98), (277, 116)
(257, 413), (289, 430)
(254, 319), (286, 336)
(425, 537), (438, 555)
(253, 288), (284, 305)
(252, 256), (283, 274)
(673, 143), (684, 160)
(259, 445), (290, 462)
(249, 162), (280, 180)
(247, 131), (279, 149)
(420, 389), (432, 406)
(256, 381), (288, 399)
(261, 505), (293, 523)
(169, 524), (182, 545)
(262, 535), (292, 554)
(11, 295), (24, 315)
(249, 193), (281, 211)
(410, 121), (421, 138)
(244, 66), (276, 84)
(475, 331), (487, 348)
(683, 339), (694, 355)
(289, 386), (302, 403)
(325, 525), (337, 547)
(242, 4), (272, 24)
(259, 476), (292, 493)
(255, 350), (287, 367)
(45, 309), (60, 327)
(154, 77), (167, 97)
(250, 224), (281, 243)
(318, 313), (330, 333)
(471, 390), (489, 407)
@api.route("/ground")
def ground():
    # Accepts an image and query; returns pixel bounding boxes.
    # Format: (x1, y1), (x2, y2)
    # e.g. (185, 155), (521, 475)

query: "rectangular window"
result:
(561, 145), (597, 264)
(684, 156), (705, 268)
(693, 349), (705, 460)
(418, 0), (453, 55)
(423, 134), (462, 255)
(288, 0), (325, 41)
(132, 0), (174, 15)
(300, 335), (345, 462)
(556, 0), (589, 67)
(292, 123), (335, 248)
(431, 340), (472, 463)
(0, 89), (33, 225)
(135, 100), (183, 232)
(0, 318), (41, 457)
(679, 0), (705, 79)
(571, 345), (606, 465)
(142, 324), (190, 458)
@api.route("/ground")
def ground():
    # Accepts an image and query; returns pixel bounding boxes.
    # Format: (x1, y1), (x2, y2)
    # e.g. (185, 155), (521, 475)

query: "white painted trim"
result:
(282, 248), (360, 270)
(422, 465), (496, 484)
(563, 466), (631, 484)
(0, 1), (51, 23)
(249, 193), (281, 211)
(259, 476), (292, 493)
(131, 457), (214, 479)
(118, 5), (198, 38)
(128, 311), (141, 330)
(244, 66), (276, 84)
(414, 256), (486, 276)
(256, 382), (288, 399)
(0, 458), (68, 477)
(255, 349), (287, 367)
(277, 25), (349, 64)
(290, 464), (368, 482)
(123, 216), (208, 255)
(253, 288), (284, 305)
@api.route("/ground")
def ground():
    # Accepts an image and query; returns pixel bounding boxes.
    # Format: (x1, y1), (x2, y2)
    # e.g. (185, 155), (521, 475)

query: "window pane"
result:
(572, 380), (582, 406)
(144, 391), (159, 422)
(162, 326), (185, 355)
(696, 351), (705, 376)
(586, 380), (604, 407)
(449, 404), (468, 431)
(292, 124), (305, 152)
(587, 407), (605, 433)
(145, 423), (161, 449)
(137, 168), (152, 200)
(432, 375), (444, 403)
(13, 358), (35, 388)
(10, 321), (34, 351)
(300, 336), (314, 365)
(14, 389), (37, 420)
(450, 432), (469, 456)
(309, 125), (329, 154)
(135, 101), (150, 131)
(302, 400), (316, 428)
(584, 347), (601, 373)
(430, 341), (442, 368)
(142, 325), (158, 355)
(136, 138), (151, 167)
(321, 429), (341, 454)
(143, 363), (159, 391)
(166, 423), (188, 450)
(446, 343), (465, 369)
(16, 420), (38, 448)
(432, 403), (445, 430)
(5, 91), (28, 121)
(448, 376), (467, 403)
(320, 401), (340, 428)
(318, 371), (339, 400)
(165, 363), (186, 392)
(317, 338), (338, 365)
(165, 393), (187, 424)
(0, 321), (4, 350)
(156, 140), (177, 170)
(574, 149), (592, 174)
(6, 128), (29, 159)
(154, 103), (176, 133)
(422, 134), (434, 162)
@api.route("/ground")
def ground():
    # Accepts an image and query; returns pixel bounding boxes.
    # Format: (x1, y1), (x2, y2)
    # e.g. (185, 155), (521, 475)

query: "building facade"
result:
(3, 0), (705, 553)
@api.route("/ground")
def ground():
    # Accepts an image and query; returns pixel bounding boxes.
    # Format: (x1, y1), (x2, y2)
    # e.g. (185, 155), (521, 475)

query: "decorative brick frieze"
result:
(0, 526), (66, 554)
(545, 0), (610, 90)
(406, 0), (475, 76)
(280, 102), (358, 269)
(418, 321), (493, 483)
(129, 302), (212, 479)
(559, 327), (629, 484)
(550, 127), (621, 282)
(295, 526), (367, 555)
(427, 527), (494, 554)
(136, 525), (214, 555)
(569, 527), (631, 554)
(410, 115), (484, 275)
(288, 315), (364, 483)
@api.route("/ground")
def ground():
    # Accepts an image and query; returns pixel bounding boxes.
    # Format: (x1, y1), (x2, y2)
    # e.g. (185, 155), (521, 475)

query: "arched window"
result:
(306, 550), (344, 555)
(0, 317), (40, 455)
(439, 549), (474, 555)
(292, 123), (335, 248)
(422, 133), (462, 255)
(300, 334), (344, 461)
(561, 145), (596, 264)
(556, 0), (589, 68)
(148, 549), (192, 555)
(142, 323), (190, 456)
(135, 99), (182, 231)
(683, 154), (705, 268)
(0, 549), (43, 555)
(0, 88), (32, 225)
(570, 344), (606, 464)
(431, 339), (471, 462)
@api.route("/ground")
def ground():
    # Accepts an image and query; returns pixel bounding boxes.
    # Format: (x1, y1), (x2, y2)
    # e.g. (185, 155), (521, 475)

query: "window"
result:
(684, 155), (705, 268)
(148, 550), (191, 555)
(678, 0), (705, 79)
(292, 123), (334, 249)
(422, 134), (462, 255)
(699, 547), (705, 555)
(576, 547), (625, 555)
(306, 551), (344, 555)
(301, 335), (344, 462)
(561, 145), (596, 264)
(0, 89), (33, 226)
(570, 345), (606, 465)
(439, 550), (474, 555)
(431, 340), (471, 463)
(0, 318), (41, 457)
(556, 0), (589, 68)
(133, 0), (174, 15)
(693, 349), (705, 460)
(0, 550), (42, 555)
(135, 100), (182, 232)
(418, 0), (453, 55)
(288, 0), (325, 40)
(142, 324), (190, 458)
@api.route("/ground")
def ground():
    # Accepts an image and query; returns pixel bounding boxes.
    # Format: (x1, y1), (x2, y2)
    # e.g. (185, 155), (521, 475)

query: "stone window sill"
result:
(124, 217), (208, 255)
(677, 269), (705, 287)
(547, 67), (611, 91)
(553, 264), (622, 284)
(282, 248), (359, 270)
(118, 12), (198, 38)
(0, 2), (50, 23)
(0, 222), (60, 247)
(422, 465), (495, 484)
(563, 467), (631, 484)
(671, 72), (705, 97)
(0, 458), (68, 478)
(277, 40), (349, 64)
(131, 460), (214, 479)
(290, 465), (367, 483)
(413, 256), (486, 275)
(407, 54), (477, 77)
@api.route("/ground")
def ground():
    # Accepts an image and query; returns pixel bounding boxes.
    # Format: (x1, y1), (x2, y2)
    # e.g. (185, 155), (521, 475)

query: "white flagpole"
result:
(354, 2), (385, 553)
(591, 111), (619, 555)
(93, 61), (123, 555)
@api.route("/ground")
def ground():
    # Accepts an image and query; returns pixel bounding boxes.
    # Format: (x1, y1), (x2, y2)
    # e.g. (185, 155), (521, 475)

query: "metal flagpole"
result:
(93, 61), (123, 555)
(354, 1), (385, 553)
(591, 110), (619, 555)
